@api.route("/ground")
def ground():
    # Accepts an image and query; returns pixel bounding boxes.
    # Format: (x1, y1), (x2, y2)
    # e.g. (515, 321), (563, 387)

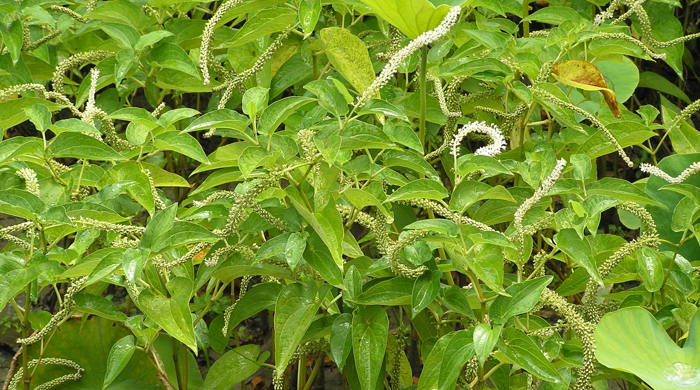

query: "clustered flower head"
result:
(450, 121), (507, 159)
(16, 167), (40, 196)
(355, 6), (462, 108)
(639, 161), (700, 184)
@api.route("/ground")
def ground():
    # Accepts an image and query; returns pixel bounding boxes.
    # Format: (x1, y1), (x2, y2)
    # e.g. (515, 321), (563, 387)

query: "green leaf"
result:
(636, 247), (665, 292)
(137, 278), (197, 353)
(135, 30), (174, 51)
(588, 177), (661, 206)
(473, 322), (501, 364)
(24, 104), (51, 132)
(152, 222), (220, 252)
(183, 109), (249, 136)
(304, 79), (349, 117)
(385, 179), (448, 202)
(359, 0), (454, 38)
(1, 20), (23, 63)
(498, 328), (562, 383)
(330, 313), (354, 370)
(354, 277), (413, 306)
(489, 276), (553, 324)
(150, 42), (201, 79)
(155, 131), (210, 163)
(524, 6), (585, 25)
(299, 0), (321, 35)
(140, 204), (178, 250)
(108, 162), (156, 215)
(274, 283), (323, 374)
(304, 232), (344, 286)
(103, 335), (136, 389)
(417, 330), (474, 390)
(554, 229), (603, 286)
(595, 307), (700, 390)
(258, 96), (315, 136)
(100, 23), (139, 48)
(352, 306), (388, 390)
(48, 132), (126, 161)
(285, 232), (306, 270)
(0, 189), (45, 221)
(224, 283), (282, 333)
(411, 270), (441, 316)
(461, 243), (505, 295)
(242, 86), (269, 119)
(639, 71), (691, 104)
(203, 345), (263, 390)
(661, 96), (700, 154)
(225, 8), (296, 48)
(320, 27), (376, 94)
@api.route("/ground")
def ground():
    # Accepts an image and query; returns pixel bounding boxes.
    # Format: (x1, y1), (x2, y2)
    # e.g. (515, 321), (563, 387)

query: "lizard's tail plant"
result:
(354, 6), (462, 109)
(8, 358), (84, 390)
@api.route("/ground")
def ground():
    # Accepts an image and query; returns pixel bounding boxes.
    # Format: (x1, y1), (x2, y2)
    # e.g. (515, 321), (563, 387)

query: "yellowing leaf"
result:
(320, 27), (376, 94)
(552, 60), (621, 118)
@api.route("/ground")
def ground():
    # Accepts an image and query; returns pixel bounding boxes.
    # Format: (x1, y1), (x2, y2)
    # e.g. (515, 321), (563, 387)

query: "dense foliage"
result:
(1, 0), (700, 389)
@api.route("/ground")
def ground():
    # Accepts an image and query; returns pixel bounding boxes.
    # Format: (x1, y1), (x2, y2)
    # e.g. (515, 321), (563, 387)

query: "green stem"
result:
(418, 46), (428, 149)
(522, 0), (530, 37)
(173, 340), (188, 390)
(21, 285), (30, 390)
(302, 357), (322, 390)
(297, 353), (306, 390)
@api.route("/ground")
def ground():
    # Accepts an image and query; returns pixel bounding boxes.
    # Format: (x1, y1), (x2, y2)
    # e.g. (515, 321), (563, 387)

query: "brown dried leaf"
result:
(552, 59), (620, 118)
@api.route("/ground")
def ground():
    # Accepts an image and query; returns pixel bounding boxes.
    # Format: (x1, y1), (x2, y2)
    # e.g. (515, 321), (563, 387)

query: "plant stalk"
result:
(418, 46), (429, 150)
(21, 285), (30, 390)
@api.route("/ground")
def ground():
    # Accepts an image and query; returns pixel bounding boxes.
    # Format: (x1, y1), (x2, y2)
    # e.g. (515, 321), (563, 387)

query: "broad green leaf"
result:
(155, 131), (210, 163)
(135, 30), (174, 51)
(320, 27), (375, 94)
(225, 8), (296, 48)
(473, 322), (501, 364)
(103, 335), (136, 389)
(108, 162), (156, 215)
(554, 229), (603, 285)
(223, 283), (282, 333)
(352, 306), (388, 390)
(359, 0), (454, 39)
(274, 283), (323, 374)
(284, 232), (306, 270)
(203, 345), (263, 390)
(353, 277), (414, 305)
(140, 204), (178, 250)
(183, 109), (249, 135)
(661, 96), (700, 154)
(385, 179), (448, 202)
(552, 59), (620, 118)
(24, 104), (52, 132)
(258, 96), (315, 136)
(588, 177), (661, 206)
(330, 313), (353, 369)
(242, 86), (269, 119)
(299, 0), (321, 35)
(489, 276), (553, 324)
(1, 20), (22, 63)
(455, 243), (505, 294)
(595, 307), (700, 390)
(0, 189), (45, 221)
(150, 42), (201, 79)
(100, 23), (139, 48)
(417, 330), (474, 390)
(304, 79), (349, 117)
(636, 247), (665, 292)
(498, 328), (562, 383)
(304, 232), (344, 286)
(411, 270), (441, 317)
(137, 278), (197, 353)
(48, 133), (126, 161)
(151, 222), (220, 252)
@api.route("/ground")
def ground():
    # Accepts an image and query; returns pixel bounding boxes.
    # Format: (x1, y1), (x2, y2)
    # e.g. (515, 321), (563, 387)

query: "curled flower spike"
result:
(514, 159), (567, 231)
(355, 6), (462, 108)
(450, 121), (507, 159)
(199, 0), (244, 85)
(51, 51), (112, 95)
(639, 161), (700, 184)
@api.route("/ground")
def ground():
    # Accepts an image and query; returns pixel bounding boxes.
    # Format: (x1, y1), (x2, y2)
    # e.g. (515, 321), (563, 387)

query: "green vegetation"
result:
(1, 0), (700, 389)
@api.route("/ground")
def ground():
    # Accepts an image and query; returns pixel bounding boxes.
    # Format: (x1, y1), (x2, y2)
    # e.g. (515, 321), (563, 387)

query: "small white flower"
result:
(514, 159), (567, 230)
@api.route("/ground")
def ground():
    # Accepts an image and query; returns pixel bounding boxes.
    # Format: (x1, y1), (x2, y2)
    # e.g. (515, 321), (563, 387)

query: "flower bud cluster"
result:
(16, 168), (40, 196)
(71, 217), (145, 235)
